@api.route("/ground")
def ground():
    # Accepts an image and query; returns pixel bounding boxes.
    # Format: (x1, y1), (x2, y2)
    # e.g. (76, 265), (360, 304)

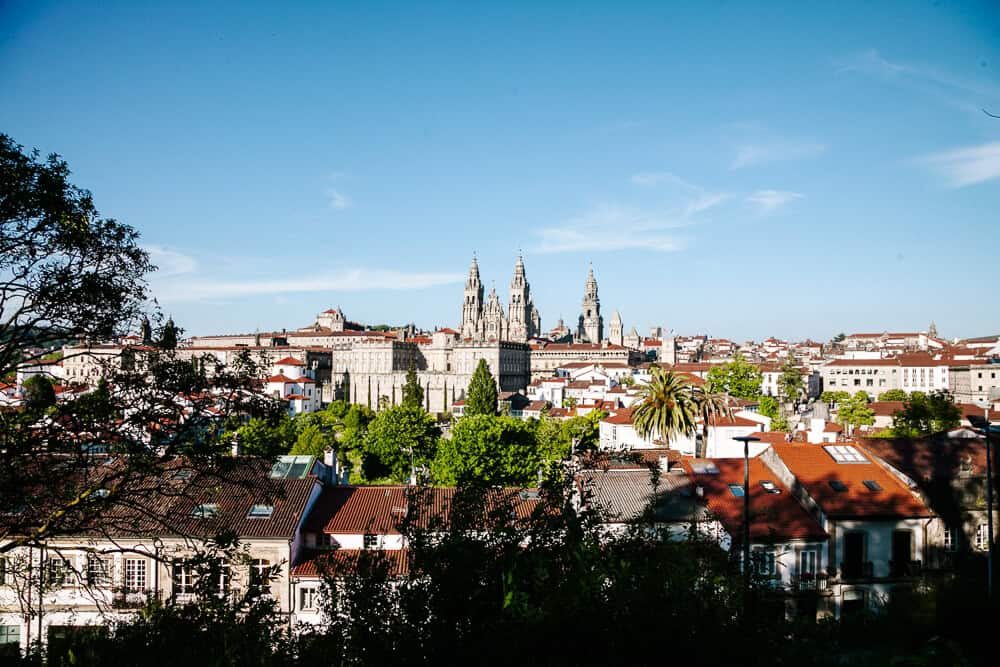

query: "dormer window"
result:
(828, 480), (848, 492)
(192, 503), (218, 519)
(862, 480), (882, 492)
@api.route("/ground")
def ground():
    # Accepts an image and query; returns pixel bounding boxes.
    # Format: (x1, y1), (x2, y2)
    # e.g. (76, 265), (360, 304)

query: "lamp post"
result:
(733, 435), (761, 616)
(972, 400), (994, 597)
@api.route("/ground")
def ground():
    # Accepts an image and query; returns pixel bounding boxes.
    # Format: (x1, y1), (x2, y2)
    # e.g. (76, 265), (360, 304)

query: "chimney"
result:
(658, 455), (670, 472)
(323, 446), (339, 486)
(231, 433), (242, 457)
(695, 485), (704, 498)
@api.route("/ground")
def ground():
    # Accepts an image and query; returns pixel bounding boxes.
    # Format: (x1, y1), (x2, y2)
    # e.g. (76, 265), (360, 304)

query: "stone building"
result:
(329, 330), (530, 413)
(576, 266), (603, 344)
(459, 255), (540, 344)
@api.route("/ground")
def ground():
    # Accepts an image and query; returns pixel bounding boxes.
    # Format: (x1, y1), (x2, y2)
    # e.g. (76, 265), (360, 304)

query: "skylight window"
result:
(247, 504), (274, 519)
(824, 445), (867, 464)
(862, 480), (882, 492)
(728, 484), (745, 497)
(192, 503), (219, 518)
(172, 469), (194, 480)
(760, 480), (780, 494)
(691, 462), (720, 474)
(828, 480), (848, 492)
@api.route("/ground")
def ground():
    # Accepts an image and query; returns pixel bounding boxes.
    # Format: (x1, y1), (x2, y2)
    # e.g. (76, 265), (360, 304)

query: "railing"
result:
(792, 572), (829, 591)
(112, 588), (154, 609)
(888, 559), (922, 578)
(839, 560), (874, 580)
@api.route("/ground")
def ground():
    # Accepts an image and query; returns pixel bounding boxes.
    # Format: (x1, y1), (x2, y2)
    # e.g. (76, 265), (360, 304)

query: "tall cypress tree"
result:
(402, 359), (424, 409)
(465, 359), (498, 416)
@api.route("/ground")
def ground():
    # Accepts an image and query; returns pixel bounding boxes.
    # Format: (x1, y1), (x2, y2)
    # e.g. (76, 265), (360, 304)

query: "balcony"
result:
(839, 560), (874, 580)
(888, 559), (922, 578)
(792, 571), (830, 592)
(112, 588), (154, 609)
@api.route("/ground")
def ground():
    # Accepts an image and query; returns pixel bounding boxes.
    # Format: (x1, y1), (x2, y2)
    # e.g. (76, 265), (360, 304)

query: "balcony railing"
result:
(112, 588), (155, 609)
(888, 559), (922, 578)
(839, 560), (874, 580)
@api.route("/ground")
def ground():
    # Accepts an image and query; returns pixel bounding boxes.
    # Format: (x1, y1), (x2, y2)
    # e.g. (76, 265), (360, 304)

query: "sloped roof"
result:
(770, 442), (931, 518)
(683, 458), (827, 542)
(292, 548), (409, 578)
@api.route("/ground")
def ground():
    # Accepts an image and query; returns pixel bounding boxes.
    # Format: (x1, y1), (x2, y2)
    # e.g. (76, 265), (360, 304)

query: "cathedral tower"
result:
(507, 254), (538, 343)
(577, 265), (603, 344)
(609, 310), (623, 347)
(460, 255), (484, 340)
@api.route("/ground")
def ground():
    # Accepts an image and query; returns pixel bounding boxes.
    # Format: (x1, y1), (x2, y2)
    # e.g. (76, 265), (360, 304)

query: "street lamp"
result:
(971, 399), (994, 597)
(733, 434), (761, 614)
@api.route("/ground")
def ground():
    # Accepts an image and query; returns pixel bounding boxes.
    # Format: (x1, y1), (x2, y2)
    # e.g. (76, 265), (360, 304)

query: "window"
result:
(799, 549), (817, 576)
(247, 504), (274, 519)
(46, 557), (71, 587)
(124, 558), (147, 591)
(976, 524), (989, 551)
(828, 480), (848, 492)
(752, 548), (776, 576)
(172, 560), (195, 595)
(250, 559), (271, 593)
(727, 484), (745, 497)
(854, 379), (861, 386)
(866, 379), (873, 387)
(0, 556), (6, 585)
(363, 534), (378, 550)
(86, 555), (112, 587)
(192, 504), (218, 519)
(824, 445), (867, 463)
(943, 526), (957, 552)
(760, 480), (780, 494)
(862, 480), (882, 492)
(215, 559), (231, 594)
(0, 625), (17, 648)
(299, 587), (319, 611)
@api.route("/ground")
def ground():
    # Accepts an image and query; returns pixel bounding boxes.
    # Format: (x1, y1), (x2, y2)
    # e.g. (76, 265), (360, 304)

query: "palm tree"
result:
(692, 386), (735, 458)
(631, 367), (698, 447)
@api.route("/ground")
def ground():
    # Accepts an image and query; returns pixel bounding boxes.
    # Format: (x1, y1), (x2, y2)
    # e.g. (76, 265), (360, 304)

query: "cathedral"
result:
(460, 254), (541, 343)
(575, 265), (603, 344)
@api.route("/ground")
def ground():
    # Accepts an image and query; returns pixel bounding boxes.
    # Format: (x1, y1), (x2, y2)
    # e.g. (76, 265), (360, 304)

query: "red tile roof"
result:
(292, 548), (409, 578)
(274, 357), (306, 366)
(770, 442), (931, 518)
(602, 408), (634, 425)
(683, 458), (827, 542)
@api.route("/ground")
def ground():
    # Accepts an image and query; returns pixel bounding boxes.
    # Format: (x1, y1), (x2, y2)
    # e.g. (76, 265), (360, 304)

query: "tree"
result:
(705, 354), (762, 400)
(820, 390), (850, 405)
(0, 133), (152, 377)
(631, 367), (698, 446)
(291, 422), (336, 457)
(22, 374), (56, 414)
(692, 387), (734, 457)
(891, 390), (962, 437)
(758, 395), (780, 420)
(432, 415), (539, 486)
(364, 406), (439, 482)
(465, 359), (498, 416)
(157, 316), (180, 350)
(777, 359), (804, 405)
(232, 414), (296, 458)
(878, 389), (908, 402)
(836, 391), (874, 434)
(832, 332), (846, 343)
(401, 359), (423, 409)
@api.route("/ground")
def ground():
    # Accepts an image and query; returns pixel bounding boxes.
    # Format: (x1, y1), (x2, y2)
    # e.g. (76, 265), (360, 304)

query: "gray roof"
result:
(577, 468), (706, 524)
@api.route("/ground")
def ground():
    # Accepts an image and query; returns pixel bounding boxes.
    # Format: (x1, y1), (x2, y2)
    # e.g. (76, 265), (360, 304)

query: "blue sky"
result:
(2, 1), (998, 341)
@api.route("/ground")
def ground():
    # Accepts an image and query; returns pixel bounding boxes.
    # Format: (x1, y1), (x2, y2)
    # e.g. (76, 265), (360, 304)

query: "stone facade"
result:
(576, 266), (603, 344)
(459, 255), (539, 343)
(329, 331), (530, 413)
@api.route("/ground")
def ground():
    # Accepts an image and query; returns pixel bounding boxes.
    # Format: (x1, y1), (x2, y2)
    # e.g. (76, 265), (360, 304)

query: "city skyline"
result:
(2, 1), (998, 340)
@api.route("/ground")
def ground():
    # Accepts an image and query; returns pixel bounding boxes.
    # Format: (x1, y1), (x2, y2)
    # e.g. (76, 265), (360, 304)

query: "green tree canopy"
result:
(878, 389), (908, 402)
(820, 390), (851, 405)
(464, 359), (498, 416)
(631, 367), (698, 445)
(777, 359), (804, 404)
(233, 415), (297, 458)
(432, 414), (539, 486)
(891, 390), (962, 438)
(22, 374), (56, 414)
(836, 391), (874, 433)
(364, 406), (439, 482)
(758, 395), (780, 420)
(401, 359), (424, 409)
(704, 355), (762, 400)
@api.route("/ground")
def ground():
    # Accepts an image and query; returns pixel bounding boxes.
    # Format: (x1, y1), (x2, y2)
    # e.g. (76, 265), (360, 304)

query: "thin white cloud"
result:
(837, 49), (1000, 112)
(630, 171), (699, 190)
(918, 142), (1000, 188)
(731, 143), (827, 169)
(746, 190), (804, 214)
(143, 245), (197, 277)
(534, 204), (688, 254)
(325, 187), (351, 209)
(153, 269), (464, 303)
